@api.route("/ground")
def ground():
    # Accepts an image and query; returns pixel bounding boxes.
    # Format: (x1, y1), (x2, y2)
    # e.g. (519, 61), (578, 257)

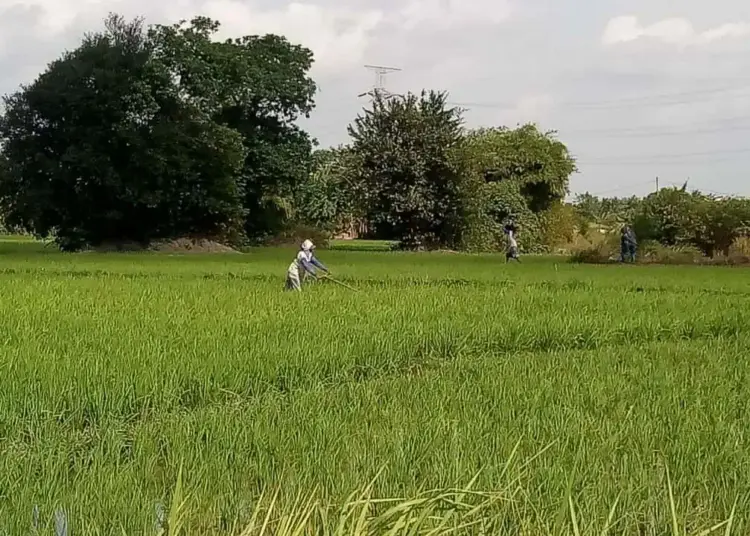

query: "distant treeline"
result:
(572, 186), (750, 257)
(0, 13), (576, 252)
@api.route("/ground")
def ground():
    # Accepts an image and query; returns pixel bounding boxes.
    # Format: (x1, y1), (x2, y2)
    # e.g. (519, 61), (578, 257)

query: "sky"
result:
(2, 0), (750, 198)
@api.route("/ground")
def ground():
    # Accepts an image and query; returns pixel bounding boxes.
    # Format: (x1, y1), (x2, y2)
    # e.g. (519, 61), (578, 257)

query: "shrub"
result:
(263, 224), (331, 249)
(639, 242), (705, 265)
(568, 232), (619, 264)
(541, 201), (577, 251)
(729, 236), (750, 257)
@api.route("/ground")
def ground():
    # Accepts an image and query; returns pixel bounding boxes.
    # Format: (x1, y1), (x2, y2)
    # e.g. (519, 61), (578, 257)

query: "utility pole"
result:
(357, 64), (402, 101)
(655, 176), (659, 192)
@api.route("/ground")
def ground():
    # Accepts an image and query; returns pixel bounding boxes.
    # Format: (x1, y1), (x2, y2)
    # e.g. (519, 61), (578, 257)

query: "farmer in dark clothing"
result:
(620, 226), (637, 262)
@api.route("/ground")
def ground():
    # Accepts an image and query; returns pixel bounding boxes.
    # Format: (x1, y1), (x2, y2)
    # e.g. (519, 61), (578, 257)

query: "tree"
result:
(580, 188), (750, 259)
(147, 17), (317, 241)
(0, 14), (318, 250)
(632, 187), (702, 247)
(348, 91), (464, 249)
(692, 196), (750, 256)
(0, 14), (247, 250)
(458, 125), (577, 251)
(573, 193), (641, 237)
(293, 147), (365, 234)
(0, 153), (13, 233)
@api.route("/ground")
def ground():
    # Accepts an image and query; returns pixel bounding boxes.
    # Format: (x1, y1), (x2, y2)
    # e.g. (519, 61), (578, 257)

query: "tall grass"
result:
(0, 243), (749, 533)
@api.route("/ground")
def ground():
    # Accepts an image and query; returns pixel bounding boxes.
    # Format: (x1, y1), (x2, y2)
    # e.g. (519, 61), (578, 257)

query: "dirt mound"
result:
(92, 237), (238, 253)
(149, 237), (239, 253)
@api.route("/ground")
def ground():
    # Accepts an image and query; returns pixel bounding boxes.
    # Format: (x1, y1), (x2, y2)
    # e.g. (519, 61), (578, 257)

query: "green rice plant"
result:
(0, 240), (749, 532)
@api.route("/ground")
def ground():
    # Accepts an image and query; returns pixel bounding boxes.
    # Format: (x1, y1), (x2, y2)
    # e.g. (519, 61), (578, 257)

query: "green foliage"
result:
(574, 188), (750, 262)
(541, 201), (577, 249)
(0, 13), (317, 250)
(572, 193), (641, 237)
(569, 238), (709, 266)
(262, 223), (331, 248)
(0, 154), (12, 233)
(632, 187), (700, 246)
(638, 241), (705, 264)
(692, 196), (750, 256)
(293, 147), (364, 234)
(0, 14), (247, 250)
(464, 125), (574, 207)
(348, 91), (465, 250)
(456, 125), (576, 252)
(632, 187), (750, 257)
(147, 17), (317, 241)
(1, 248), (750, 531)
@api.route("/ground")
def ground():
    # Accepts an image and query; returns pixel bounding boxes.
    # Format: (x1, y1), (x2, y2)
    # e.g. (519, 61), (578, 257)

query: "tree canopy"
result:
(632, 187), (750, 256)
(147, 17), (317, 240)
(0, 14), (316, 249)
(454, 125), (577, 251)
(348, 91), (465, 249)
(0, 12), (588, 252)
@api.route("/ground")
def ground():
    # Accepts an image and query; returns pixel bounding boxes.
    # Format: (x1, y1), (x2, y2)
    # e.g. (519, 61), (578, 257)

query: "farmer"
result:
(620, 225), (637, 263)
(285, 239), (329, 291)
(504, 224), (521, 262)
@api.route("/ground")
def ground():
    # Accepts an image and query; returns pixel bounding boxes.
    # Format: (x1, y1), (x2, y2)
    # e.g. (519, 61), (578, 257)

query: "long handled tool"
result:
(320, 274), (358, 292)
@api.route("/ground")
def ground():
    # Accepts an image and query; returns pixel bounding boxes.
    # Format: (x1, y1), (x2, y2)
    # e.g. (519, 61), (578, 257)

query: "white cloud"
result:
(0, 0), (102, 34)
(198, 1), (383, 74)
(602, 15), (750, 46)
(396, 0), (512, 30)
(0, 0), (383, 74)
(1, 0), (750, 197)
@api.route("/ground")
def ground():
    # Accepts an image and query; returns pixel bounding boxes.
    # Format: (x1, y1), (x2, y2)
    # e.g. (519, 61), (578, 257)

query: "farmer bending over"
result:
(285, 239), (328, 291)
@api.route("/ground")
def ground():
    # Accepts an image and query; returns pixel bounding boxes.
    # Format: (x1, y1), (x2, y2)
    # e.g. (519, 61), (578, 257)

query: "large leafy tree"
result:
(348, 91), (464, 249)
(0, 15), (247, 250)
(147, 17), (317, 240)
(462, 125), (575, 211)
(458, 125), (576, 251)
(0, 14), (317, 250)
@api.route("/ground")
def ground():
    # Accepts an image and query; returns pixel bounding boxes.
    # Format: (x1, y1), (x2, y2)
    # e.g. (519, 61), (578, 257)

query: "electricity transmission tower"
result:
(358, 64), (402, 101)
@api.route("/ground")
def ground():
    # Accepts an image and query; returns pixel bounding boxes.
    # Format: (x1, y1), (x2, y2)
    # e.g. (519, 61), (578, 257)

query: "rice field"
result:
(1, 238), (749, 534)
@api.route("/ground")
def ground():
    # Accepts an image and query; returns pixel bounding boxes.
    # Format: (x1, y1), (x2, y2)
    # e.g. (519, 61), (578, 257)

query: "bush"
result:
(264, 224), (331, 249)
(541, 202), (577, 251)
(568, 234), (706, 265)
(728, 236), (750, 257)
(639, 242), (705, 265)
(568, 232), (619, 264)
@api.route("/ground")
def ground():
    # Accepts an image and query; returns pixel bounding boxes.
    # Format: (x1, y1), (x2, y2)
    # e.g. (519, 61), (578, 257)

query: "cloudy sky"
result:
(2, 0), (750, 197)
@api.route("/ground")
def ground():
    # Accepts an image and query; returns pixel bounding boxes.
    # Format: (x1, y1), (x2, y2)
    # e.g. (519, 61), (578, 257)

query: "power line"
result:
(560, 113), (750, 134)
(448, 83), (750, 111)
(577, 146), (750, 164)
(571, 180), (656, 197)
(663, 180), (739, 197)
(563, 121), (750, 138)
(310, 113), (750, 141)
(579, 156), (744, 166)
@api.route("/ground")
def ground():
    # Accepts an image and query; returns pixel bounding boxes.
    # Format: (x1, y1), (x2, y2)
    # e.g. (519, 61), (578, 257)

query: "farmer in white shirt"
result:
(505, 228), (520, 262)
(285, 239), (329, 291)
